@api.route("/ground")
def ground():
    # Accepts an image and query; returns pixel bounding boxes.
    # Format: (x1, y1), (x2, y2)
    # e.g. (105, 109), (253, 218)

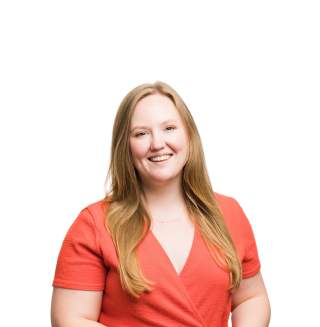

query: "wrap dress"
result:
(52, 192), (261, 326)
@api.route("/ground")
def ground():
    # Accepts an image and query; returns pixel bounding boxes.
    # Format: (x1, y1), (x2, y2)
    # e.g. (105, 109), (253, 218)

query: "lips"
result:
(148, 153), (173, 160)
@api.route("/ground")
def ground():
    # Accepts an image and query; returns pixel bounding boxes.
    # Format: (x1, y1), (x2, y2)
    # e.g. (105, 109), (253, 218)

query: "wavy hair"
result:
(103, 81), (242, 299)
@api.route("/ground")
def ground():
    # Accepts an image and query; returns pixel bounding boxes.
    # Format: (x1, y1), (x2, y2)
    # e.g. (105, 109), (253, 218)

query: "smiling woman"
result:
(51, 81), (271, 327)
(129, 93), (189, 187)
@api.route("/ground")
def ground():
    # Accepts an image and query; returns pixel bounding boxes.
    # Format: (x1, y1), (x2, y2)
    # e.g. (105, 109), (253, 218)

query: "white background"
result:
(0, 1), (319, 326)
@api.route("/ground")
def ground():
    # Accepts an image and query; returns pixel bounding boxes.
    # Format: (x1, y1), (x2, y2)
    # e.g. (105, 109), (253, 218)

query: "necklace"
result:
(152, 218), (181, 224)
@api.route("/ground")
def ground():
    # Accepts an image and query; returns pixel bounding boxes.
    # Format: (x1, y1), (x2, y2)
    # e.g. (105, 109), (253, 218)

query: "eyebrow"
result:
(130, 119), (178, 132)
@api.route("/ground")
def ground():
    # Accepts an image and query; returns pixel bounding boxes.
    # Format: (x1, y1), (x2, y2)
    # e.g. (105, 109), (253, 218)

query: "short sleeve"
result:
(233, 198), (261, 279)
(52, 208), (106, 290)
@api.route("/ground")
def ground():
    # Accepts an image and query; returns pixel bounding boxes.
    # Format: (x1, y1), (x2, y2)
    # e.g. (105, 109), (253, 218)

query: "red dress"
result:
(52, 192), (261, 327)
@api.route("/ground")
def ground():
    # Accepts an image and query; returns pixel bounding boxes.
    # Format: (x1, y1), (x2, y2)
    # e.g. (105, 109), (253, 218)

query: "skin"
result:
(51, 93), (271, 326)
(129, 93), (191, 218)
(231, 272), (271, 326)
(129, 93), (195, 274)
(129, 94), (271, 325)
(51, 93), (192, 327)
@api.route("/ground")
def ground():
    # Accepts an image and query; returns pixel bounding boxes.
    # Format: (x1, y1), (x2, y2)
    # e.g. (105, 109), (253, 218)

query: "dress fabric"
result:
(52, 192), (261, 327)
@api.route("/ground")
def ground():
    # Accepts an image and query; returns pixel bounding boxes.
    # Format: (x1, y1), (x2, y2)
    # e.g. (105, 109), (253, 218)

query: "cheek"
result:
(172, 132), (189, 151)
(130, 140), (149, 158)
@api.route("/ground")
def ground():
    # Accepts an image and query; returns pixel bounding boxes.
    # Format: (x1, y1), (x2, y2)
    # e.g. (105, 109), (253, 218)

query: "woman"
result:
(51, 81), (271, 327)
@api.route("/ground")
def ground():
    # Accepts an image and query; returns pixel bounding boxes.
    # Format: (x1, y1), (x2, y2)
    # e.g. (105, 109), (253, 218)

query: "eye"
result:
(134, 126), (176, 137)
(135, 131), (146, 137)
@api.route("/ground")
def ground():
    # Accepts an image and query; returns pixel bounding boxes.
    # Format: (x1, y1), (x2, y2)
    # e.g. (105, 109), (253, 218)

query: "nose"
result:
(150, 130), (165, 151)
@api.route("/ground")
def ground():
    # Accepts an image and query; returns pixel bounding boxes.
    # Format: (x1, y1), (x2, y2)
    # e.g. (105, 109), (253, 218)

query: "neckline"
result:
(149, 223), (197, 278)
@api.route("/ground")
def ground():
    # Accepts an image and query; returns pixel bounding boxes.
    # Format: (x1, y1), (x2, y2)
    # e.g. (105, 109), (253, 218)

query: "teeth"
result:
(149, 154), (171, 162)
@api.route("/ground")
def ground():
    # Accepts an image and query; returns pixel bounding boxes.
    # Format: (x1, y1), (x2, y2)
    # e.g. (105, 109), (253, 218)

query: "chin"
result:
(151, 172), (181, 182)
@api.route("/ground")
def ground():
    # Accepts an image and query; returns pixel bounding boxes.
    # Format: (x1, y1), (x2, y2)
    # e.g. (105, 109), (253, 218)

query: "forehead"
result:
(130, 94), (182, 126)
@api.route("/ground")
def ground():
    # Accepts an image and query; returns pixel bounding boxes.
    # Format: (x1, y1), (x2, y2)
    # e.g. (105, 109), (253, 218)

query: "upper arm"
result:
(51, 287), (103, 326)
(231, 271), (269, 311)
(52, 208), (106, 291)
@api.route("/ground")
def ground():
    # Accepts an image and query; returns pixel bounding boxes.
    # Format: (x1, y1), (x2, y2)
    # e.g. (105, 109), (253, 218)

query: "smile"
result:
(148, 154), (173, 163)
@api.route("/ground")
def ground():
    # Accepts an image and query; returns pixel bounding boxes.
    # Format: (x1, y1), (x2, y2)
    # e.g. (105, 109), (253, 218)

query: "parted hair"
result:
(103, 81), (242, 299)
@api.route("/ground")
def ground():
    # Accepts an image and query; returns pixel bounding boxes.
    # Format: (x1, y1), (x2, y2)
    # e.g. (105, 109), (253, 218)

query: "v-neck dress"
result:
(52, 192), (261, 327)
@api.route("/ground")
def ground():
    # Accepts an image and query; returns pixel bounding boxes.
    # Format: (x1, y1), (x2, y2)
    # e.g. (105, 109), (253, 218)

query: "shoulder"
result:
(85, 198), (109, 218)
(63, 198), (110, 242)
(213, 191), (239, 213)
(213, 191), (252, 234)
(79, 198), (110, 232)
(213, 191), (234, 203)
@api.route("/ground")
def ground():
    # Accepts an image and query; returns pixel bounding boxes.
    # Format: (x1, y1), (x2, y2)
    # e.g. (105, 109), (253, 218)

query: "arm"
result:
(231, 272), (271, 327)
(51, 208), (108, 326)
(51, 287), (107, 327)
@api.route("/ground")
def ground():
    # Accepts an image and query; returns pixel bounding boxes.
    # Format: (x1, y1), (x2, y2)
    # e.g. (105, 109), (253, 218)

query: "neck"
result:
(141, 177), (185, 208)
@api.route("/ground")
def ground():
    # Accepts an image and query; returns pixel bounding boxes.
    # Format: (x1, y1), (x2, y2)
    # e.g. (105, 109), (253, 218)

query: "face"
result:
(129, 93), (189, 187)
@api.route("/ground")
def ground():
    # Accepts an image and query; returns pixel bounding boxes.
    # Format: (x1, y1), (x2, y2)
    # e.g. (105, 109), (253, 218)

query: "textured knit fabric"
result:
(52, 192), (261, 327)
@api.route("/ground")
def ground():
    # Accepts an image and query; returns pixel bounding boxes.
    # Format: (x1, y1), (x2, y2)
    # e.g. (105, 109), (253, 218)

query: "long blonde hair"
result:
(103, 81), (242, 299)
